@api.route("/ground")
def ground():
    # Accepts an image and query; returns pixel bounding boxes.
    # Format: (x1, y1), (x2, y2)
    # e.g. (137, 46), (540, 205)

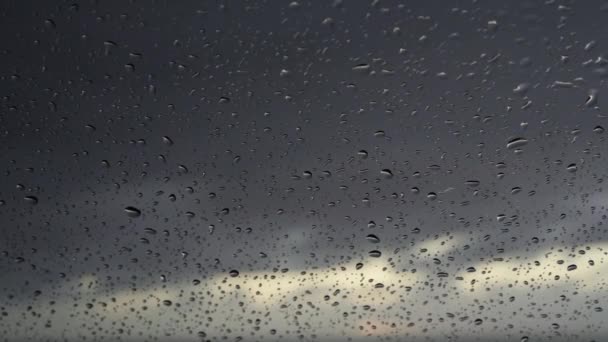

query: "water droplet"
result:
(513, 83), (529, 95)
(124, 206), (141, 217)
(566, 163), (578, 172)
(374, 130), (385, 137)
(352, 64), (371, 72)
(465, 180), (480, 187)
(44, 18), (57, 29)
(103, 40), (117, 55)
(586, 89), (598, 107)
(506, 137), (528, 149)
(365, 234), (380, 243)
(24, 196), (38, 205)
(380, 169), (393, 178)
(229, 270), (240, 277)
(487, 20), (498, 31)
(368, 250), (382, 258)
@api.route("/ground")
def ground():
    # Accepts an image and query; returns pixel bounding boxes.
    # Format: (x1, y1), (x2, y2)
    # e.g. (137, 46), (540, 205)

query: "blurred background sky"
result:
(2, 1), (608, 341)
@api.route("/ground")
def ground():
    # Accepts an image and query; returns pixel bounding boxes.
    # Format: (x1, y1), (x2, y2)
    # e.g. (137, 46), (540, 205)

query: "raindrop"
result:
(506, 137), (528, 149)
(586, 89), (598, 107)
(368, 250), (382, 258)
(380, 169), (393, 178)
(24, 196), (38, 205)
(352, 64), (371, 72)
(365, 234), (380, 243)
(513, 83), (529, 95)
(162, 136), (173, 146)
(374, 130), (385, 137)
(103, 40), (117, 55)
(465, 180), (480, 187)
(124, 206), (141, 217)
(44, 19), (56, 29)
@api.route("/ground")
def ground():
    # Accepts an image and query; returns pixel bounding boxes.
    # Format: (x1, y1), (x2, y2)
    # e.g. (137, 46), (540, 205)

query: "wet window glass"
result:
(1, 1), (607, 341)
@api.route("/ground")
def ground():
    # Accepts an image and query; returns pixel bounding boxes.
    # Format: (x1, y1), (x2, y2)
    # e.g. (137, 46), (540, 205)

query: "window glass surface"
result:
(1, 1), (607, 341)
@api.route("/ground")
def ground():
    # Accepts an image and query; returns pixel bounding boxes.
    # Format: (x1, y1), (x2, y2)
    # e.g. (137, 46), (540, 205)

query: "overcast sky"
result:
(2, 1), (608, 341)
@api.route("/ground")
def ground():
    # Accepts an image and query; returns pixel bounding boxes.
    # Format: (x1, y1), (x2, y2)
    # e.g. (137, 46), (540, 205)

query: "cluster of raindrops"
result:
(1, 1), (608, 342)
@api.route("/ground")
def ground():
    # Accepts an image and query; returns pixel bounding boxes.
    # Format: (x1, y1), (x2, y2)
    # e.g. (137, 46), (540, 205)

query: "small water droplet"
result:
(353, 64), (371, 72)
(124, 206), (141, 217)
(586, 89), (598, 107)
(465, 180), (480, 187)
(506, 137), (528, 149)
(162, 136), (173, 146)
(24, 196), (38, 205)
(368, 250), (382, 258)
(380, 169), (393, 178)
(365, 234), (380, 243)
